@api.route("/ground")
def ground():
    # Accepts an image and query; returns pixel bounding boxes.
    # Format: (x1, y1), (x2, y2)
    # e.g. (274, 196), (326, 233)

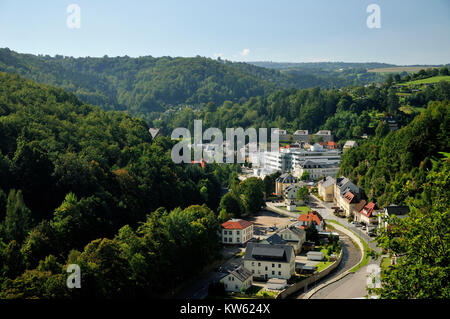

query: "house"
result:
(341, 191), (361, 218)
(277, 226), (306, 254)
(378, 205), (410, 229)
(293, 160), (339, 180)
(275, 173), (298, 196)
(221, 219), (254, 245)
(293, 130), (310, 142)
(243, 243), (295, 280)
(266, 278), (288, 290)
(314, 130), (333, 142)
(334, 177), (360, 208)
(343, 140), (357, 151)
(319, 141), (338, 149)
(357, 202), (378, 226)
(297, 211), (326, 231)
(262, 233), (287, 246)
(318, 176), (335, 202)
(307, 251), (324, 261)
(220, 265), (253, 292)
(283, 184), (305, 206)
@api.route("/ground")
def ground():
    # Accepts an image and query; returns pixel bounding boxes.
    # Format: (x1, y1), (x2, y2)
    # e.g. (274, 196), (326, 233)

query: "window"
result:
(251, 262), (254, 266)
(224, 238), (227, 242)
(272, 264), (275, 268)
(265, 266), (268, 271)
(237, 231), (240, 235)
(252, 270), (255, 274)
(278, 264), (281, 268)
(237, 237), (240, 242)
(272, 271), (275, 275)
(278, 271), (281, 275)
(258, 262), (261, 267)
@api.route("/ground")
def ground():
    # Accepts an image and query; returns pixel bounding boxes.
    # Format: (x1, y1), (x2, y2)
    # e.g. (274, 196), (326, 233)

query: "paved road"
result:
(291, 230), (361, 299)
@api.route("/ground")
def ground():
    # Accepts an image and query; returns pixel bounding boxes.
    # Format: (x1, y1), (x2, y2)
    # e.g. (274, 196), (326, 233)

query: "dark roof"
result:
(276, 173), (298, 184)
(385, 205), (410, 216)
(227, 265), (252, 282)
(264, 234), (287, 245)
(244, 243), (293, 263)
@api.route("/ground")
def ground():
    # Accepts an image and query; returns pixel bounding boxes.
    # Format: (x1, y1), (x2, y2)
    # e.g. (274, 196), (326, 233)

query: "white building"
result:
(220, 265), (253, 292)
(221, 219), (254, 245)
(293, 130), (310, 142)
(343, 140), (358, 151)
(244, 243), (295, 280)
(293, 160), (340, 180)
(277, 226), (306, 254)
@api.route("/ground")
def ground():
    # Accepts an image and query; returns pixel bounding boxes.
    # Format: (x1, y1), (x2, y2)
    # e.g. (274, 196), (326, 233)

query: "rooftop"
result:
(221, 219), (253, 230)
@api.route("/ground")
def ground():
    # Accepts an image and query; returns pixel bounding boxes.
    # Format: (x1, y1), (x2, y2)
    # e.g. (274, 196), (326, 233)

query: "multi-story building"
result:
(244, 243), (295, 280)
(318, 176), (335, 202)
(221, 219), (254, 245)
(220, 265), (253, 292)
(293, 130), (310, 142)
(293, 160), (339, 180)
(314, 130), (333, 142)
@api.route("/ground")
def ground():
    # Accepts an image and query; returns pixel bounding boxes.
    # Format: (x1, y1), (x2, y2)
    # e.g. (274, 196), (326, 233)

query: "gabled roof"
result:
(360, 202), (376, 217)
(319, 176), (335, 188)
(227, 265), (252, 282)
(385, 205), (410, 216)
(221, 219), (253, 230)
(343, 191), (355, 203)
(276, 173), (298, 184)
(264, 234), (287, 245)
(353, 199), (367, 213)
(244, 243), (293, 263)
(298, 211), (324, 228)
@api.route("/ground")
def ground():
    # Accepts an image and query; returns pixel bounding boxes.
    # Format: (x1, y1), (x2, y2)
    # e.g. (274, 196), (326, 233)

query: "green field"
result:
(367, 66), (437, 73)
(399, 75), (450, 86)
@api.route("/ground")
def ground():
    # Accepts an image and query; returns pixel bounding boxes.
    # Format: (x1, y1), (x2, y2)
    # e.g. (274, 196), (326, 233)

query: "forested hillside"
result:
(159, 68), (450, 141)
(0, 72), (232, 298)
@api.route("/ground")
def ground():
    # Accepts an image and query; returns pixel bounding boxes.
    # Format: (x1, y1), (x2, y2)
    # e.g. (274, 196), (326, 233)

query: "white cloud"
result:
(241, 48), (250, 56)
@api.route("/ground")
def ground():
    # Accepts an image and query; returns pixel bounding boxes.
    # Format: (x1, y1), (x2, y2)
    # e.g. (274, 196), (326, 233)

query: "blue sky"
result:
(0, 0), (449, 64)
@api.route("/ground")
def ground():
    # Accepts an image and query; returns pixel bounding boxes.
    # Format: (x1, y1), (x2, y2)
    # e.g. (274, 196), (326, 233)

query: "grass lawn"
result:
(399, 75), (450, 86)
(281, 205), (311, 214)
(367, 66), (437, 73)
(399, 105), (425, 114)
(380, 257), (391, 272)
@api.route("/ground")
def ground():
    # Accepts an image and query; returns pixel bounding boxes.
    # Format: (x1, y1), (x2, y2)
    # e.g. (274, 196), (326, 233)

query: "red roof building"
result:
(297, 211), (325, 231)
(360, 202), (376, 217)
(221, 219), (253, 230)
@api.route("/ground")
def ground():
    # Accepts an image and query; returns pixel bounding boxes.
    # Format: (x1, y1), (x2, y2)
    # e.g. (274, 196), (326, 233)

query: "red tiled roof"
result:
(298, 211), (323, 227)
(343, 191), (355, 203)
(360, 202), (376, 217)
(221, 219), (253, 230)
(353, 199), (367, 213)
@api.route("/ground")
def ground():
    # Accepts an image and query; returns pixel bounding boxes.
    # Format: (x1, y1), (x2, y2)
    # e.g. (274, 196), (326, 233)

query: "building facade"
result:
(221, 219), (254, 245)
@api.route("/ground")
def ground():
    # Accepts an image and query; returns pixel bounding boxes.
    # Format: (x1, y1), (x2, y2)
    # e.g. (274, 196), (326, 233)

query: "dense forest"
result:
(0, 49), (404, 125)
(0, 72), (242, 298)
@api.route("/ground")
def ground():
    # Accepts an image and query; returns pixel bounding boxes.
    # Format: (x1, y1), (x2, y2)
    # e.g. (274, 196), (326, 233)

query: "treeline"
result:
(0, 72), (233, 298)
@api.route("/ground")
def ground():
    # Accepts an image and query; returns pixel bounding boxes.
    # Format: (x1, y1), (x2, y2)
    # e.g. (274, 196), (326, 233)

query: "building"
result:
(262, 233), (287, 246)
(275, 173), (298, 196)
(334, 177), (360, 207)
(357, 202), (378, 226)
(341, 191), (363, 218)
(273, 129), (288, 141)
(318, 176), (335, 202)
(314, 130), (333, 142)
(259, 147), (341, 173)
(293, 160), (339, 180)
(220, 265), (253, 292)
(293, 130), (310, 142)
(297, 211), (326, 231)
(378, 205), (410, 229)
(244, 243), (295, 280)
(343, 140), (358, 151)
(221, 219), (254, 245)
(277, 226), (306, 254)
(266, 278), (288, 290)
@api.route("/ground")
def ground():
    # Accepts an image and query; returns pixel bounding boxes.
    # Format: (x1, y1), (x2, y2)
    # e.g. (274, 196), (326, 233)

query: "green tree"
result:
(2, 189), (32, 243)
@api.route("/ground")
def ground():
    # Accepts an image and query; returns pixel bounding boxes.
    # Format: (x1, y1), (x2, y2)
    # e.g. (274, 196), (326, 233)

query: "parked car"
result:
(362, 226), (367, 230)
(290, 218), (297, 221)
(350, 221), (358, 225)
(355, 223), (362, 227)
(368, 231), (377, 237)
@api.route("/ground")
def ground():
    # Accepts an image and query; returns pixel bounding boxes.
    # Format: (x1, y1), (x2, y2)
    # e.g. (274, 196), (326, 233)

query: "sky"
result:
(0, 0), (449, 65)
